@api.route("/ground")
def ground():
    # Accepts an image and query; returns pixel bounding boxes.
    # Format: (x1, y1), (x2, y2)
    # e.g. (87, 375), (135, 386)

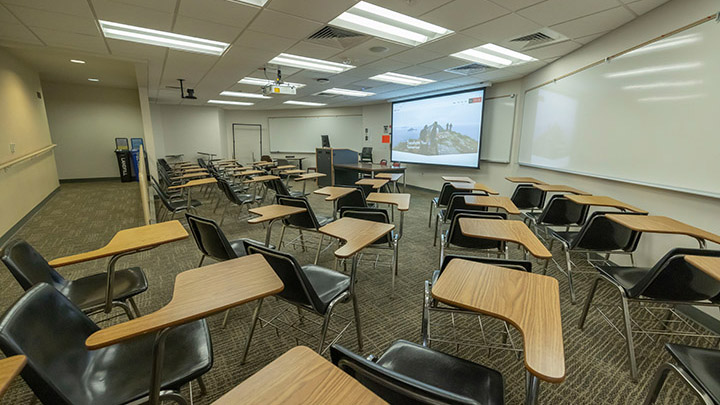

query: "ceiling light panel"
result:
(330, 1), (452, 47)
(238, 77), (306, 88)
(226, 0), (268, 6)
(208, 100), (254, 105)
(219, 91), (271, 99)
(269, 53), (355, 74)
(99, 20), (229, 56)
(70, 59), (86, 64)
(284, 101), (327, 106)
(369, 72), (435, 86)
(452, 43), (536, 69)
(321, 88), (375, 97)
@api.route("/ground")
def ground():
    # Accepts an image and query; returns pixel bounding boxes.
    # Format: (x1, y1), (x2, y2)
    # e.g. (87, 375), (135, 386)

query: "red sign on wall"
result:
(381, 135), (391, 143)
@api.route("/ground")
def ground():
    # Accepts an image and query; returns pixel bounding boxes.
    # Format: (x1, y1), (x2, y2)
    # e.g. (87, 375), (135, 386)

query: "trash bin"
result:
(130, 149), (150, 182)
(115, 150), (133, 182)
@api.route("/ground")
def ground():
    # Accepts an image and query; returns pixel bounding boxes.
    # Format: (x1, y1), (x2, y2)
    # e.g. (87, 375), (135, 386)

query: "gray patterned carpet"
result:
(0, 180), (708, 404)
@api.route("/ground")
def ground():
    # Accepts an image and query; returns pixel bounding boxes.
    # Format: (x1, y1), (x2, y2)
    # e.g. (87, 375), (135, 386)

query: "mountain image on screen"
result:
(393, 121), (478, 156)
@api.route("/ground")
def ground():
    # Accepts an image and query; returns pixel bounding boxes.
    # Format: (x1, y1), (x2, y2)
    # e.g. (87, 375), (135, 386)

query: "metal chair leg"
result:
(428, 201), (434, 227)
(198, 255), (205, 267)
(299, 230), (306, 252)
(196, 376), (207, 396)
(351, 292), (364, 351)
(565, 249), (577, 304)
(578, 277), (601, 330)
(318, 307), (334, 354)
(241, 298), (264, 364)
(314, 234), (324, 264)
(278, 225), (287, 249)
(433, 214), (440, 247)
(422, 280), (431, 346)
(643, 362), (713, 405)
(620, 295), (639, 381)
(128, 297), (142, 318)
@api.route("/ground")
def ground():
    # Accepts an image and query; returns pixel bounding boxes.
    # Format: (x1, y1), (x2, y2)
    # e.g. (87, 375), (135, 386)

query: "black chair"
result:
(434, 192), (488, 247)
(644, 343), (720, 404)
(186, 213), (267, 266)
(240, 241), (363, 360)
(151, 182), (200, 222)
(339, 206), (399, 291)
(268, 178), (303, 198)
(360, 147), (373, 163)
(510, 184), (546, 212)
(548, 211), (645, 303)
(331, 340), (504, 405)
(423, 255), (531, 351)
(523, 194), (588, 238)
(1, 240), (146, 320)
(429, 182), (460, 228)
(277, 195), (333, 264)
(0, 283), (211, 405)
(578, 248), (720, 381)
(440, 211), (507, 266)
(335, 186), (371, 213)
(217, 178), (259, 226)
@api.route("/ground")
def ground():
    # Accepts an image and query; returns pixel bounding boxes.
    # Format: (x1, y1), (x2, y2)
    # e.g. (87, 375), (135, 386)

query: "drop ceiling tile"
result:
(107, 38), (168, 60)
(366, 83), (405, 94)
(235, 30), (297, 53)
(248, 9), (323, 40)
(575, 31), (608, 44)
(524, 40), (581, 59)
(267, 0), (356, 24)
(286, 41), (342, 59)
(161, 50), (219, 86)
(626, 0), (670, 15)
(420, 56), (467, 71)
(395, 65), (437, 76)
(0, 6), (19, 23)
(178, 0), (259, 28)
(0, 23), (43, 45)
(461, 13), (542, 43)
(551, 6), (635, 39)
(388, 48), (444, 65)
(487, 0), (545, 11)
(107, 0), (177, 13)
(7, 5), (99, 35)
(418, 33), (482, 54)
(517, 0), (620, 27)
(362, 0), (454, 17)
(32, 28), (109, 53)
(422, 70), (459, 81)
(421, 0), (510, 31)
(92, 0), (173, 31)
(1, 0), (93, 18)
(331, 38), (408, 66)
(174, 15), (243, 43)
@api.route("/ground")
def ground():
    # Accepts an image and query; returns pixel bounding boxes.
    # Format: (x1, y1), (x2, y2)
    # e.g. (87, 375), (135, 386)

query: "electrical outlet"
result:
(10, 143), (16, 154)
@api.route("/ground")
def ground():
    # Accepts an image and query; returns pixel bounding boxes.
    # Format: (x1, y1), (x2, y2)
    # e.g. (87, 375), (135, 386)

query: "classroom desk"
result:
(320, 217), (394, 293)
(366, 192), (410, 236)
(273, 164), (296, 171)
(564, 195), (647, 213)
(464, 195), (521, 215)
(450, 182), (499, 195)
(49, 221), (189, 314)
(283, 157), (306, 169)
(295, 172), (327, 195)
(173, 171), (209, 180)
(375, 173), (404, 192)
(432, 258), (564, 404)
(685, 256), (720, 282)
(213, 346), (386, 405)
(505, 177), (547, 185)
(314, 186), (356, 219)
(281, 169), (306, 186)
(532, 184), (590, 195)
(179, 168), (207, 174)
(244, 175), (280, 201)
(459, 218), (552, 260)
(0, 355), (26, 398)
(253, 161), (275, 167)
(248, 204), (307, 246)
(86, 255), (284, 405)
(355, 178), (389, 190)
(168, 177), (217, 210)
(606, 215), (720, 248)
(442, 176), (474, 183)
(333, 163), (406, 190)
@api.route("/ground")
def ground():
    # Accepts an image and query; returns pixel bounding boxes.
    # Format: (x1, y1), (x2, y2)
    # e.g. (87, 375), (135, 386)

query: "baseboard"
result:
(59, 177), (121, 183)
(0, 186), (60, 247)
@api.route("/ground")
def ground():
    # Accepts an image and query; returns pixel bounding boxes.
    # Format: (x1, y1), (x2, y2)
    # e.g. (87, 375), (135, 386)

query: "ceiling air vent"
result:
(445, 63), (495, 76)
(509, 28), (569, 50)
(307, 26), (369, 49)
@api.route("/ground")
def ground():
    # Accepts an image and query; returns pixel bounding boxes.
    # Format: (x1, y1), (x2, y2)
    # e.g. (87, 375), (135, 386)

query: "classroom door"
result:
(232, 124), (261, 164)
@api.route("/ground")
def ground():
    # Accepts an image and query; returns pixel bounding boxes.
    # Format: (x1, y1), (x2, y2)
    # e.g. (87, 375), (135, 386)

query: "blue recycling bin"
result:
(130, 149), (140, 181)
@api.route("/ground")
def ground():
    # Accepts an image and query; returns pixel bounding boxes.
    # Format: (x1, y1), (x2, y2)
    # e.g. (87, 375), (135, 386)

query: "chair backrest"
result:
(1, 240), (68, 292)
(219, 179), (252, 205)
(360, 147), (373, 162)
(197, 158), (207, 168)
(276, 158), (290, 166)
(440, 254), (532, 275)
(437, 183), (460, 207)
(510, 185), (546, 210)
(336, 186), (368, 212)
(444, 193), (488, 221)
(571, 211), (645, 251)
(243, 241), (325, 313)
(330, 343), (478, 405)
(269, 178), (292, 196)
(629, 248), (720, 301)
(157, 158), (171, 171)
(277, 195), (320, 230)
(339, 207), (391, 245)
(0, 283), (99, 405)
(445, 211), (506, 250)
(261, 155), (272, 162)
(150, 181), (175, 210)
(185, 213), (239, 261)
(537, 195), (589, 226)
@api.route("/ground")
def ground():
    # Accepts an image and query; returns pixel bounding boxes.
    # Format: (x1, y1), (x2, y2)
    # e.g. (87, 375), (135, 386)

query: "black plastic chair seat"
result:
(301, 264), (350, 313)
(62, 267), (148, 310)
(595, 265), (651, 297)
(376, 340), (504, 405)
(167, 199), (202, 210)
(548, 230), (579, 245)
(666, 343), (720, 403)
(229, 239), (273, 257)
(317, 215), (334, 227)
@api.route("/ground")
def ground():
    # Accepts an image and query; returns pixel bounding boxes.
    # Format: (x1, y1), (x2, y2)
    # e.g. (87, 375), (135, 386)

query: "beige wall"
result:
(43, 82), (144, 179)
(0, 47), (59, 238)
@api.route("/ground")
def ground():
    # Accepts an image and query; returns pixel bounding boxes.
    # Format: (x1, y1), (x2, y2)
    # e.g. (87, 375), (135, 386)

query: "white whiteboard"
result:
(519, 20), (720, 197)
(481, 96), (515, 163)
(269, 115), (362, 153)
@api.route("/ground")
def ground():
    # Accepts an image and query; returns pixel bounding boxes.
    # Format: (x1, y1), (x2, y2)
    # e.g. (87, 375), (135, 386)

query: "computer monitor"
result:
(321, 135), (330, 148)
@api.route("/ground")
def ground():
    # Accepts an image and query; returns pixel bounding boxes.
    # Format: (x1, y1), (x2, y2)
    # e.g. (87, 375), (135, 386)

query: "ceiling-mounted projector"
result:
(262, 83), (297, 96)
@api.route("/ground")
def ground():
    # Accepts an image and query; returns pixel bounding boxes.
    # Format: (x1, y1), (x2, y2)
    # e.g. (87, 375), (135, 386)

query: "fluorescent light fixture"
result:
(88, 78), (99, 82)
(452, 44), (536, 69)
(622, 80), (703, 91)
(70, 59), (86, 64)
(283, 101), (327, 106)
(237, 77), (305, 88)
(226, 0), (268, 6)
(219, 91), (271, 99)
(269, 53), (355, 74)
(330, 1), (452, 46)
(605, 62), (702, 78)
(99, 20), (229, 56)
(369, 72), (435, 86)
(208, 100), (254, 106)
(321, 88), (375, 97)
(638, 94), (704, 103)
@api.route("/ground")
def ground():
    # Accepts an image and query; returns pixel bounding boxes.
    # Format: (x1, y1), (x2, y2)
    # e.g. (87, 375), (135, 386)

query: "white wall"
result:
(43, 82), (144, 179)
(0, 47), (59, 237)
(150, 104), (226, 163)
